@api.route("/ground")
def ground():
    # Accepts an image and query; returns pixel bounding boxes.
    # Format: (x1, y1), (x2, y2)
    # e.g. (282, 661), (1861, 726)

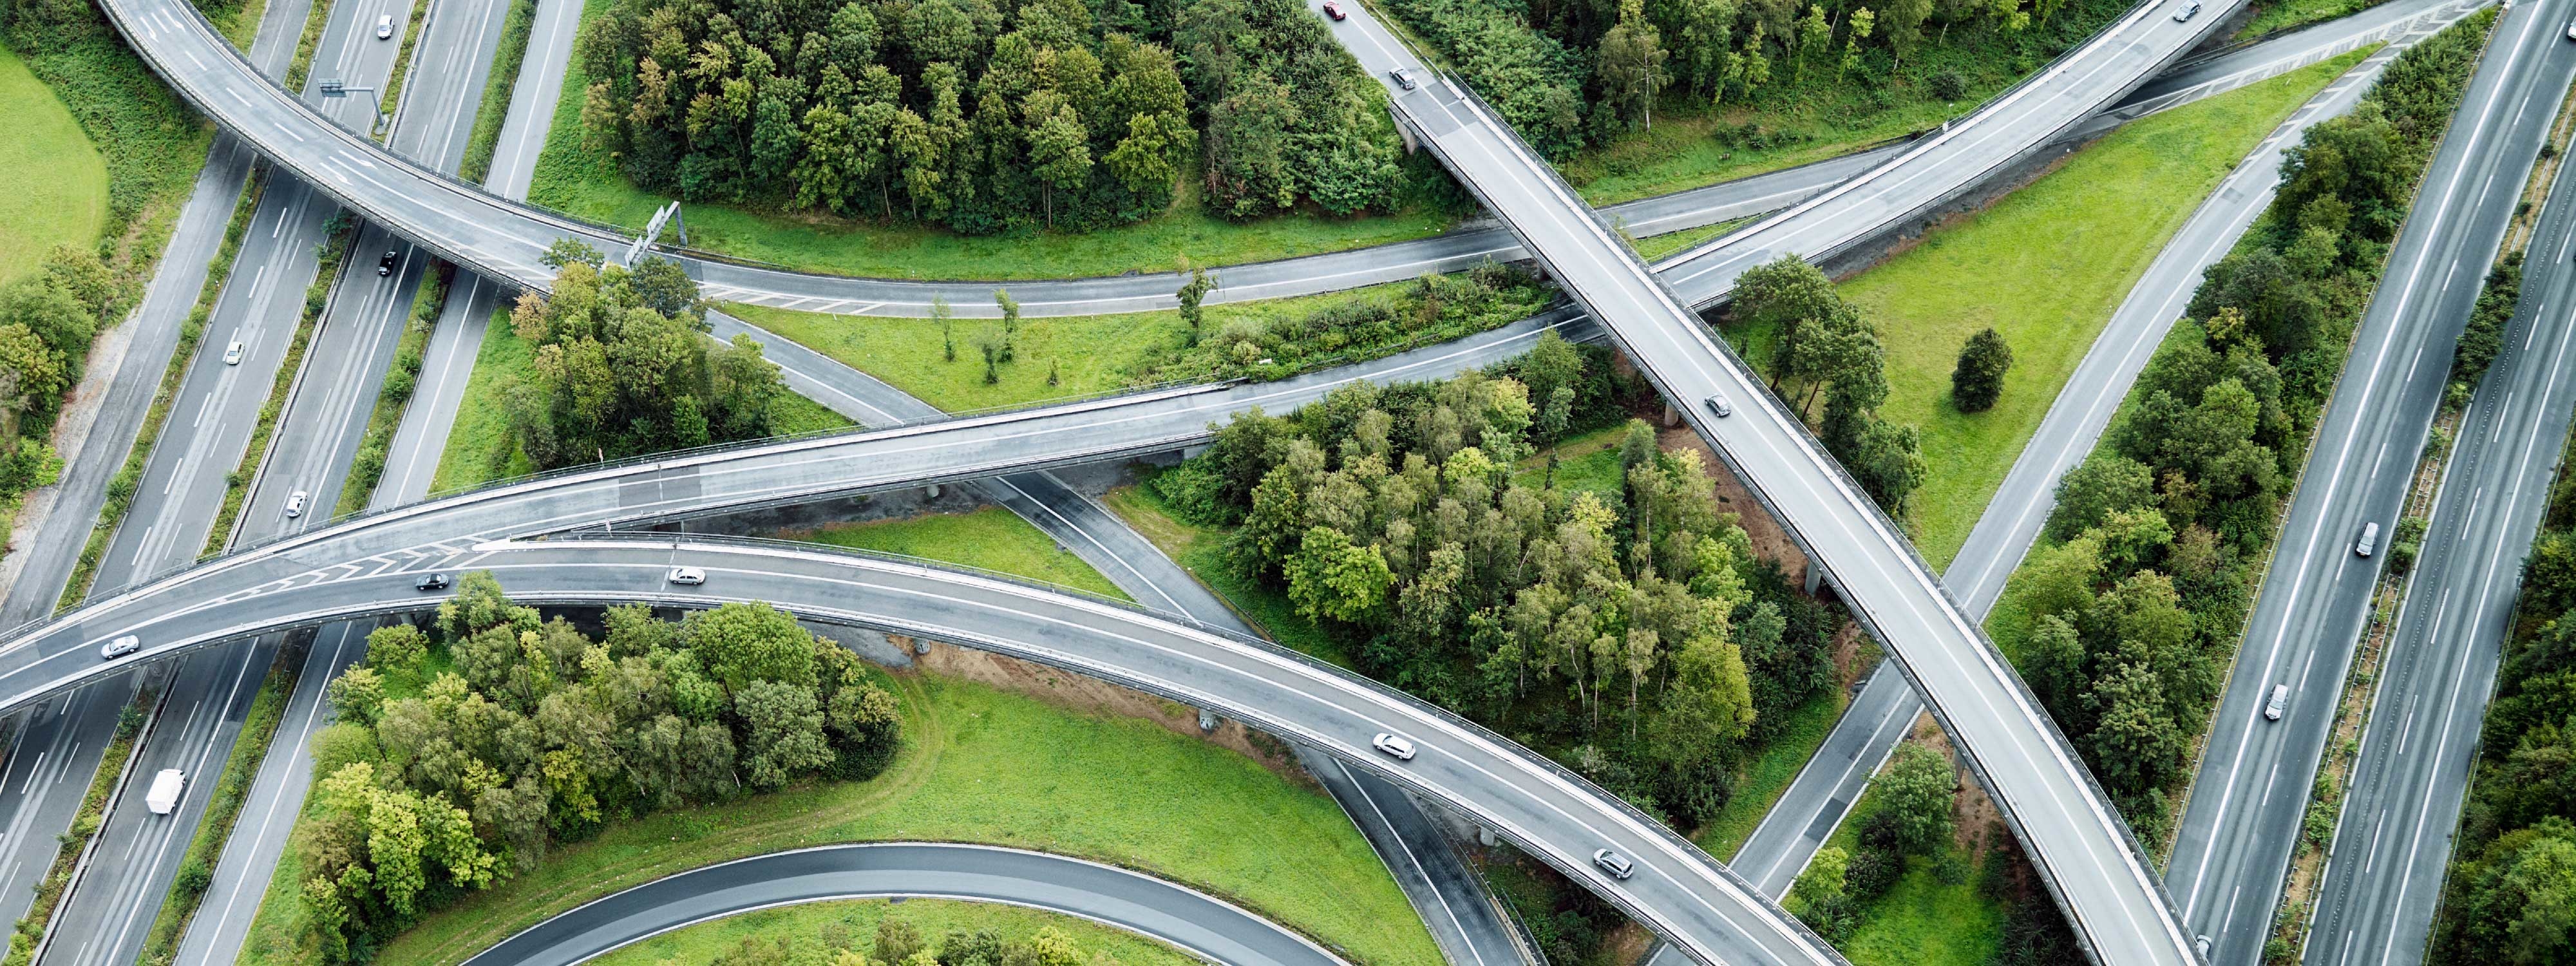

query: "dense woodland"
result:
(301, 580), (902, 961)
(573, 0), (1408, 232)
(2012, 14), (2487, 846)
(0, 247), (115, 507)
(498, 242), (790, 472)
(1152, 333), (1844, 829)
(1380, 0), (2124, 160)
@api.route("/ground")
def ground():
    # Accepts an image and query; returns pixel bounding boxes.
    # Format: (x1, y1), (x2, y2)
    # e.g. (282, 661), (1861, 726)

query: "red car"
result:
(1323, 1), (1346, 19)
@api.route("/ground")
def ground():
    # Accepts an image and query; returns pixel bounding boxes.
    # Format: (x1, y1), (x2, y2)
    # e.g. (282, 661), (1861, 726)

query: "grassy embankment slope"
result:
(1722, 50), (2365, 566)
(234, 671), (1441, 966)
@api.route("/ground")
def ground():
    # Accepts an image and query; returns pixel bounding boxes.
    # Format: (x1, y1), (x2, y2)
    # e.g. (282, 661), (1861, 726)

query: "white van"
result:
(2355, 522), (2380, 558)
(146, 769), (186, 815)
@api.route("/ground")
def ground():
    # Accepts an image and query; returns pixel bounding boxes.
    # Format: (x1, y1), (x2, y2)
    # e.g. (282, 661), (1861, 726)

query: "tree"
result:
(683, 602), (819, 693)
(1879, 743), (1955, 854)
(1950, 327), (2012, 413)
(1839, 8), (1873, 81)
(1596, 0), (1669, 131)
(2047, 453), (2156, 542)
(1788, 845), (1849, 920)
(1285, 526), (1394, 625)
(734, 679), (836, 788)
(1176, 267), (1213, 347)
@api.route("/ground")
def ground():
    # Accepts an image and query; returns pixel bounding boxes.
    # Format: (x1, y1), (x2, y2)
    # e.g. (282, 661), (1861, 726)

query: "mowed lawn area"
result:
(428, 312), (850, 495)
(784, 506), (1133, 602)
(727, 282), (1405, 414)
(237, 673), (1441, 966)
(0, 46), (108, 284)
(1832, 49), (2365, 567)
(589, 898), (1199, 966)
(1822, 738), (2009, 966)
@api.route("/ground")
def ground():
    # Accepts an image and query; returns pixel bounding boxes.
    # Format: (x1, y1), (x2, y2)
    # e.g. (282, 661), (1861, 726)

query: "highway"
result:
(1721, 15), (2465, 904)
(1316, 0), (2210, 954)
(38, 0), (2476, 962)
(2163, 3), (2576, 962)
(93, 0), (2452, 319)
(2301, 31), (2576, 966)
(15, 532), (1846, 966)
(39, 0), (427, 952)
(463, 844), (1350, 966)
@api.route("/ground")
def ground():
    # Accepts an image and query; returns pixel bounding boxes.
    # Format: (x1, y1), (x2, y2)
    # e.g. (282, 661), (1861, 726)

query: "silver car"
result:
(2266, 684), (2290, 721)
(1371, 732), (1416, 760)
(99, 634), (140, 660)
(1390, 68), (1418, 91)
(1705, 394), (1732, 417)
(668, 566), (707, 585)
(1591, 848), (1634, 880)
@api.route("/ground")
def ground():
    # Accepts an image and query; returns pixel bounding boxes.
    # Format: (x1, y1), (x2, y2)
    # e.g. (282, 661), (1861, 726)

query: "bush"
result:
(173, 858), (211, 899)
(1929, 70), (1969, 102)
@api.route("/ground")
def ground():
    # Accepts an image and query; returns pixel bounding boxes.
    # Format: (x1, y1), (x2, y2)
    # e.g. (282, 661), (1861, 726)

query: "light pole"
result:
(315, 79), (388, 137)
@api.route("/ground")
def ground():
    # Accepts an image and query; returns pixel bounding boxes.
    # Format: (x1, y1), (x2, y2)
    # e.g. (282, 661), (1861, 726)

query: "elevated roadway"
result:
(465, 843), (1349, 966)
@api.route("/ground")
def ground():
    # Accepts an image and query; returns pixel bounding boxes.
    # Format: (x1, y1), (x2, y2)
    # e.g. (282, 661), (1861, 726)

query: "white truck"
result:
(145, 769), (185, 815)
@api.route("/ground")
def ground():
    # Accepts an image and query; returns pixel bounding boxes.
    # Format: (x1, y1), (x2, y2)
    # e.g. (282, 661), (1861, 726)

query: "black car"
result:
(414, 573), (451, 592)
(377, 251), (399, 276)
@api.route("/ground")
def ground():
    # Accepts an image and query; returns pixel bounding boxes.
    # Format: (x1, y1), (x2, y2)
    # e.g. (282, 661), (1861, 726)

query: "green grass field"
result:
(1821, 744), (2007, 966)
(728, 283), (1408, 414)
(0, 46), (107, 286)
(236, 673), (1440, 966)
(588, 898), (1199, 966)
(429, 313), (849, 494)
(785, 507), (1132, 601)
(1696, 686), (1852, 862)
(1830, 50), (2365, 567)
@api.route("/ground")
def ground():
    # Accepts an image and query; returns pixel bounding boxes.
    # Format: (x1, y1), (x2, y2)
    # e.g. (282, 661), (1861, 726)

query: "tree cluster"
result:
(2452, 250), (2522, 404)
(0, 246), (118, 506)
(713, 918), (1115, 966)
(1383, 0), (2107, 157)
(1151, 335), (1842, 826)
(500, 243), (788, 472)
(1133, 260), (1557, 384)
(300, 577), (902, 961)
(574, 0), (1402, 234)
(2020, 14), (2491, 847)
(2434, 453), (2576, 964)
(1785, 741), (1956, 940)
(1174, 0), (1410, 218)
(1727, 254), (1925, 517)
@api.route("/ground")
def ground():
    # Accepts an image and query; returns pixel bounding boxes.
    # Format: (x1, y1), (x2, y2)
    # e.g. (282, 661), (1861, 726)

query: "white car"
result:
(284, 490), (308, 518)
(1591, 848), (1634, 880)
(2266, 684), (2290, 721)
(2173, 0), (2200, 20)
(98, 634), (140, 660)
(668, 566), (706, 585)
(2566, 18), (2575, 40)
(375, 13), (393, 38)
(1370, 732), (1416, 761)
(223, 341), (244, 365)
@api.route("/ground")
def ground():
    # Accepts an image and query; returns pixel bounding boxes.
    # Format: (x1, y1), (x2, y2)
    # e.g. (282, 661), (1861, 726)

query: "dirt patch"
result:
(1908, 721), (2004, 863)
(906, 636), (1318, 790)
(1830, 621), (1876, 689)
(1602, 920), (1654, 966)
(1656, 424), (1808, 587)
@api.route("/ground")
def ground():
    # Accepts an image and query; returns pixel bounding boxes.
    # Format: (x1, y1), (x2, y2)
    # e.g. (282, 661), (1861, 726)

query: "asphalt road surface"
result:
(2302, 29), (2576, 966)
(2163, 5), (2576, 963)
(1721, 14), (2465, 904)
(467, 844), (1349, 966)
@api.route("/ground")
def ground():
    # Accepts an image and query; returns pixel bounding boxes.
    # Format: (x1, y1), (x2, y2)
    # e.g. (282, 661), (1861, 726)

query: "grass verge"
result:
(779, 506), (1132, 602)
(233, 672), (1441, 966)
(455, 0), (536, 184)
(334, 262), (447, 515)
(0, 46), (106, 285)
(1099, 483), (1353, 668)
(138, 644), (301, 965)
(281, 0), (337, 93)
(3, 687), (156, 966)
(374, 0), (430, 130)
(202, 215), (355, 556)
(1695, 685), (1852, 862)
(586, 898), (1199, 966)
(2235, 0), (2392, 41)
(1724, 50), (2365, 567)
(57, 167), (267, 611)
(1816, 737), (2008, 966)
